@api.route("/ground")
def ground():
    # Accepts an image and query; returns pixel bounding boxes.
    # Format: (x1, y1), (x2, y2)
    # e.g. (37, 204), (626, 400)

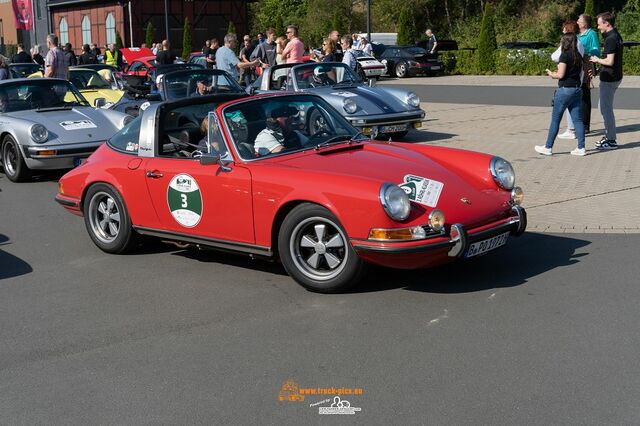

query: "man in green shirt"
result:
(577, 14), (600, 133)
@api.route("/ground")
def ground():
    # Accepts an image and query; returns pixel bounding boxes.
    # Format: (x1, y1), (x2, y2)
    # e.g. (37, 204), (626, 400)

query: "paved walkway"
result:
(385, 75), (640, 88)
(406, 76), (640, 234)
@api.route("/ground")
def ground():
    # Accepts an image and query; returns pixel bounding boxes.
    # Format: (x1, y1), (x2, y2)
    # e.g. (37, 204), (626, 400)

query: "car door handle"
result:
(146, 170), (164, 179)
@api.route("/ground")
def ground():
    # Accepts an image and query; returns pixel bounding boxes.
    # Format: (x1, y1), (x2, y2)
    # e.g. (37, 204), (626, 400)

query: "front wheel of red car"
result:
(83, 183), (138, 254)
(278, 203), (367, 293)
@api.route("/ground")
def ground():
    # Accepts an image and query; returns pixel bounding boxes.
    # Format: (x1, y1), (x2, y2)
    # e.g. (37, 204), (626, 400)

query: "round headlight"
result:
(405, 92), (420, 107)
(380, 183), (411, 221)
(490, 157), (515, 190)
(30, 124), (48, 144)
(343, 98), (357, 114)
(428, 209), (446, 231)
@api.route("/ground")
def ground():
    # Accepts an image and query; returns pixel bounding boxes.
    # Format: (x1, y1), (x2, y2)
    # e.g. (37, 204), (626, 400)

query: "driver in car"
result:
(192, 78), (212, 97)
(310, 65), (336, 87)
(254, 105), (306, 156)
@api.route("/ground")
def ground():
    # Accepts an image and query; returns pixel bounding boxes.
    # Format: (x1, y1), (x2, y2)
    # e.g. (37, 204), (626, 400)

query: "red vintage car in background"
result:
(55, 93), (526, 293)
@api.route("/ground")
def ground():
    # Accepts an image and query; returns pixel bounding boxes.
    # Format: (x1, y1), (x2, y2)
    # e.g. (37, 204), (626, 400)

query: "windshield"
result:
(69, 69), (112, 89)
(163, 71), (243, 100)
(0, 80), (90, 112)
(403, 47), (427, 57)
(292, 63), (360, 89)
(222, 95), (365, 161)
(9, 64), (42, 78)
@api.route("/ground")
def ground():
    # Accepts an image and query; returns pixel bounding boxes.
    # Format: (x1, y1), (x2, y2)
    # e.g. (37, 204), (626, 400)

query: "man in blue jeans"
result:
(590, 12), (623, 150)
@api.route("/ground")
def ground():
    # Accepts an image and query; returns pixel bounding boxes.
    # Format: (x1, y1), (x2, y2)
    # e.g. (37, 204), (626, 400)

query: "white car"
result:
(353, 50), (386, 79)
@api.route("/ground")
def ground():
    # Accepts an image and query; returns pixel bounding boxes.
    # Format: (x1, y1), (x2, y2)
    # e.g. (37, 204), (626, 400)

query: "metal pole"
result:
(164, 0), (169, 43)
(367, 0), (371, 44)
(128, 1), (133, 47)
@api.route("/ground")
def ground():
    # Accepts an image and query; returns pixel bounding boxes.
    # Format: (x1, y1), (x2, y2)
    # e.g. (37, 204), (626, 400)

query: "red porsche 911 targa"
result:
(56, 93), (526, 293)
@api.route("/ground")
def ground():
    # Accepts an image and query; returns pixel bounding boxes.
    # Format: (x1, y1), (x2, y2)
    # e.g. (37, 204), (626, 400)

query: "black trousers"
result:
(581, 81), (591, 129)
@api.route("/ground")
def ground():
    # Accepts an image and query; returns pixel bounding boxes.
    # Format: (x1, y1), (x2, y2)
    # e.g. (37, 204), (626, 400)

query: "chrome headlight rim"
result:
(511, 186), (524, 205)
(490, 156), (516, 190)
(379, 182), (411, 221)
(342, 98), (357, 114)
(30, 124), (48, 144)
(405, 92), (420, 108)
(428, 209), (446, 231)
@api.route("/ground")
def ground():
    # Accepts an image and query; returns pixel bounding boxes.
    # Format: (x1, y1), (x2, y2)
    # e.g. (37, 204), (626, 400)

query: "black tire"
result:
(395, 62), (408, 78)
(1, 135), (31, 182)
(278, 203), (367, 293)
(83, 183), (138, 254)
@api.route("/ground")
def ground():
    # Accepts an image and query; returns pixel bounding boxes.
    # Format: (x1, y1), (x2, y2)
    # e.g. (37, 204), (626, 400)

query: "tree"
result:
(584, 0), (595, 17)
(115, 31), (124, 49)
(145, 22), (155, 48)
(396, 7), (415, 45)
(227, 20), (236, 35)
(477, 2), (497, 73)
(275, 14), (285, 37)
(331, 11), (342, 35)
(182, 17), (193, 60)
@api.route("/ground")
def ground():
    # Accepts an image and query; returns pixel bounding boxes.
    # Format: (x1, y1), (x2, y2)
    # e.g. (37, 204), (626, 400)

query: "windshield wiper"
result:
(314, 134), (364, 150)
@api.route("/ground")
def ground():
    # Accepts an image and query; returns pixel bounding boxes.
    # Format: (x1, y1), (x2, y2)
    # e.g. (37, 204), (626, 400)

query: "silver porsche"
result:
(0, 78), (132, 182)
(251, 62), (425, 138)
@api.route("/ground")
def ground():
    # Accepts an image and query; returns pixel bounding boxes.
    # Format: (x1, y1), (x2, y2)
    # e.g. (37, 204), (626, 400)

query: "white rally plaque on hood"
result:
(59, 120), (98, 130)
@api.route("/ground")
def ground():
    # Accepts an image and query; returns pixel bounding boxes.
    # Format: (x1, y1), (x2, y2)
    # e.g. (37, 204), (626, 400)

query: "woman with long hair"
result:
(313, 38), (335, 63)
(536, 33), (586, 156)
(275, 36), (288, 65)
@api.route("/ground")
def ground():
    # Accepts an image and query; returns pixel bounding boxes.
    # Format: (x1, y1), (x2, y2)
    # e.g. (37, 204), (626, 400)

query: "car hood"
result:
(312, 85), (414, 115)
(9, 108), (121, 145)
(273, 142), (509, 225)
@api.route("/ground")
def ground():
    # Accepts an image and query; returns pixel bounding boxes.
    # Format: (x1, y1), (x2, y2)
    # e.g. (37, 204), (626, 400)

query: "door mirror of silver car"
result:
(94, 97), (107, 108)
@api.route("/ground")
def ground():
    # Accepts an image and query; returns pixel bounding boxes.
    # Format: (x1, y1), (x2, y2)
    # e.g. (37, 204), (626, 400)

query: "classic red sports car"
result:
(55, 93), (526, 293)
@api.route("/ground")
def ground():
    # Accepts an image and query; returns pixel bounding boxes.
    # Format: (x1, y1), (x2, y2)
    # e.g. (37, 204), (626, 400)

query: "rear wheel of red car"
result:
(395, 62), (408, 78)
(2, 135), (31, 182)
(278, 203), (367, 293)
(83, 183), (138, 254)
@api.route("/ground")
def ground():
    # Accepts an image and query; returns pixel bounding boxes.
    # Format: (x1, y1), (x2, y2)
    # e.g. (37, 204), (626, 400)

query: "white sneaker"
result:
(570, 148), (586, 156)
(535, 145), (552, 155)
(558, 129), (576, 140)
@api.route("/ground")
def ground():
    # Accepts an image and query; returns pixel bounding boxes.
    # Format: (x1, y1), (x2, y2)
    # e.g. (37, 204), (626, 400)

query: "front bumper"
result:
(347, 110), (426, 128)
(23, 141), (104, 170)
(353, 206), (527, 269)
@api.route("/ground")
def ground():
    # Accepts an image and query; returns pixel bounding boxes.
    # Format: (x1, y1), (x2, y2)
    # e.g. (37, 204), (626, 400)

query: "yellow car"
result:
(68, 68), (125, 106)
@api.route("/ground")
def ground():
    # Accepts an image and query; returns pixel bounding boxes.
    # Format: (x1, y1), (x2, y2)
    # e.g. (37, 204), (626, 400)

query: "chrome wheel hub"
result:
(290, 218), (348, 281)
(89, 192), (121, 244)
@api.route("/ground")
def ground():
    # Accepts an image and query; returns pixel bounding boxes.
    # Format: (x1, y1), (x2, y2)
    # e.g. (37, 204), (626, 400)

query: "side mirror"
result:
(368, 78), (376, 87)
(94, 97), (106, 108)
(200, 153), (232, 172)
(246, 85), (256, 95)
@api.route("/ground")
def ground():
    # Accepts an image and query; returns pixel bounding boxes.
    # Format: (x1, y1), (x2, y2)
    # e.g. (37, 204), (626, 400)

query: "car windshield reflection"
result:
(0, 80), (90, 113)
(222, 95), (366, 160)
(292, 63), (360, 88)
(69, 69), (112, 89)
(163, 71), (244, 100)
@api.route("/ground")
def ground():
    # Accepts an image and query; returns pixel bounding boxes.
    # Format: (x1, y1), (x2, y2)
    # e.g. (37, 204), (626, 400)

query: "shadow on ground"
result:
(355, 232), (590, 294)
(0, 234), (33, 280)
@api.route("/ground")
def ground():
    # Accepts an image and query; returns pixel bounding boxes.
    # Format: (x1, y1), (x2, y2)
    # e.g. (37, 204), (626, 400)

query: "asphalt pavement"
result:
(2, 76), (640, 424)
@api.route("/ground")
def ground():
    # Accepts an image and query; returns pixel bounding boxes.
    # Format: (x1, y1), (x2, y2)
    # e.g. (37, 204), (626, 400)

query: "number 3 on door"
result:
(181, 193), (188, 208)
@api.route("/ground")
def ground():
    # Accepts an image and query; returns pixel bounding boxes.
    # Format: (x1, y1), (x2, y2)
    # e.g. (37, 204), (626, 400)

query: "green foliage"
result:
(477, 2), (497, 73)
(623, 47), (640, 75)
(495, 49), (555, 75)
(584, 0), (595, 16)
(227, 20), (236, 35)
(115, 31), (123, 49)
(617, 9), (640, 42)
(275, 15), (285, 37)
(331, 11), (342, 36)
(397, 7), (416, 45)
(145, 22), (154, 48)
(182, 17), (193, 60)
(4, 44), (17, 57)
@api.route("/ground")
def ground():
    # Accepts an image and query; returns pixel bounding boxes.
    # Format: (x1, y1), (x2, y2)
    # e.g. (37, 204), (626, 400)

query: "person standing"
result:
(359, 37), (372, 56)
(425, 29), (438, 55)
(202, 40), (210, 54)
(535, 33), (586, 156)
(204, 38), (218, 69)
(329, 30), (343, 61)
(0, 58), (9, 80)
(44, 34), (68, 79)
(282, 25), (304, 64)
(104, 43), (123, 70)
(215, 33), (258, 82)
(312, 38), (335, 63)
(31, 45), (45, 67)
(275, 36), (287, 65)
(239, 35), (256, 86)
(590, 12), (623, 150)
(90, 43), (101, 58)
(63, 43), (77, 67)
(11, 43), (32, 63)
(155, 40), (176, 65)
(78, 44), (98, 65)
(341, 36), (357, 71)
(576, 14), (600, 135)
(251, 28), (277, 68)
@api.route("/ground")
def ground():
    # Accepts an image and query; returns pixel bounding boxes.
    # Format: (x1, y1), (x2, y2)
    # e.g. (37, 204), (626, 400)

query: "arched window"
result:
(105, 13), (116, 45)
(82, 15), (91, 45)
(59, 17), (69, 45)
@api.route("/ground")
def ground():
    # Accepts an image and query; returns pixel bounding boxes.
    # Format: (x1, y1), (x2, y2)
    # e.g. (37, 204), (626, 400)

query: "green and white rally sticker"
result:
(167, 174), (203, 227)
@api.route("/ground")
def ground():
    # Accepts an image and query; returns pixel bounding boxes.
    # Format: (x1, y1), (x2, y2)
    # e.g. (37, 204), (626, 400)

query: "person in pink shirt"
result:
(282, 25), (304, 63)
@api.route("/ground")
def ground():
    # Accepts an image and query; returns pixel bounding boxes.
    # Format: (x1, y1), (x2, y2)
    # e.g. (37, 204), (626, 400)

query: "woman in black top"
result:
(535, 33), (586, 156)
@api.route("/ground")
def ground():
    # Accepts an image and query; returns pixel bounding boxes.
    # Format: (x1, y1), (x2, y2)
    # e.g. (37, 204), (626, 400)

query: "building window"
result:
(60, 17), (69, 45)
(105, 13), (116, 45)
(82, 15), (91, 45)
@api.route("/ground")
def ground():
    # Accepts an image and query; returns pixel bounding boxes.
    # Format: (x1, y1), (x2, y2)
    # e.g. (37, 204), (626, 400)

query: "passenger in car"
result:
(254, 105), (305, 155)
(198, 116), (224, 154)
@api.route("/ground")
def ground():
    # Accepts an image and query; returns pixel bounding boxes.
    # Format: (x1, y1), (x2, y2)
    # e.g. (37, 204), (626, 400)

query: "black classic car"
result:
(378, 46), (444, 78)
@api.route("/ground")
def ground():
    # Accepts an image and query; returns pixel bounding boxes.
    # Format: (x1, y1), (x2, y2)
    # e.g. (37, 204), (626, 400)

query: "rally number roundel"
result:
(167, 174), (203, 227)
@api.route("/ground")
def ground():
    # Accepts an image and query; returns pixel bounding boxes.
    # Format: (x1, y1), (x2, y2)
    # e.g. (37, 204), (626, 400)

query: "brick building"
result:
(48, 0), (249, 55)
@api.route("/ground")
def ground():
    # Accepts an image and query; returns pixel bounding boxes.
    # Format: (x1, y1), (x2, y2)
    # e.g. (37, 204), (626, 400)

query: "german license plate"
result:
(465, 232), (509, 258)
(381, 124), (407, 133)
